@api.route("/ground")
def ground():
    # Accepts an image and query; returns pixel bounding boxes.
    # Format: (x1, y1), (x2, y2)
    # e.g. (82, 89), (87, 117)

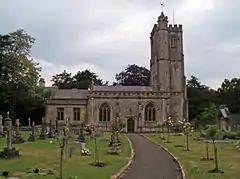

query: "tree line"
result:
(1, 29), (240, 124)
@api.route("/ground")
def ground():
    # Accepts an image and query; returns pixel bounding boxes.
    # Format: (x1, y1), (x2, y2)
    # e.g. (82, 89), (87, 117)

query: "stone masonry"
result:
(45, 12), (188, 132)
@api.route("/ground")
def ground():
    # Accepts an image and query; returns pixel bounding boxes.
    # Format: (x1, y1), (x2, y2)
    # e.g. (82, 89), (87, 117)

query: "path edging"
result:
(110, 133), (135, 179)
(141, 134), (186, 179)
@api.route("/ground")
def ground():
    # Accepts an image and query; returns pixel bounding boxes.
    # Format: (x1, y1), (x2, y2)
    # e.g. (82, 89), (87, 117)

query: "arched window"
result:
(99, 103), (111, 121)
(170, 37), (177, 48)
(144, 102), (156, 121)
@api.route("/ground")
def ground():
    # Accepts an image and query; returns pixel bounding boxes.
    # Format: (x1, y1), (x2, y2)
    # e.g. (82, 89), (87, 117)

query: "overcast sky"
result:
(1, 0), (239, 89)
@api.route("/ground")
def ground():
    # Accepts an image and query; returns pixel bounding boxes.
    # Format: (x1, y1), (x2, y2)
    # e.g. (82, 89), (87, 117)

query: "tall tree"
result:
(51, 70), (73, 89)
(0, 29), (46, 121)
(217, 78), (240, 113)
(187, 76), (219, 121)
(114, 64), (150, 86)
(72, 69), (103, 89)
(51, 69), (103, 89)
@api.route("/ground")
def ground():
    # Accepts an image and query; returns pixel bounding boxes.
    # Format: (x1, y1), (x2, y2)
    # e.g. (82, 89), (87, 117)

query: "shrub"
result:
(223, 132), (238, 139)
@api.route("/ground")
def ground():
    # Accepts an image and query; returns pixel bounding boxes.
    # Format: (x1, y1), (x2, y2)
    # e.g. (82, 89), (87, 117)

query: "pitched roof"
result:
(49, 88), (89, 99)
(92, 85), (152, 92)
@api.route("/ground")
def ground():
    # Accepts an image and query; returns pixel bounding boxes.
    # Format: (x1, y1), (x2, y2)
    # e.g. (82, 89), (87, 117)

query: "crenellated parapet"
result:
(168, 24), (182, 32)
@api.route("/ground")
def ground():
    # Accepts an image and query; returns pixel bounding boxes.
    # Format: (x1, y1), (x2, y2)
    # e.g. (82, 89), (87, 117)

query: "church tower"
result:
(150, 11), (187, 121)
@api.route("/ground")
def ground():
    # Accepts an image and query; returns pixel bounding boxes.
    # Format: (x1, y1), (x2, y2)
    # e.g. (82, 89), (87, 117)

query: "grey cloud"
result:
(1, 0), (240, 89)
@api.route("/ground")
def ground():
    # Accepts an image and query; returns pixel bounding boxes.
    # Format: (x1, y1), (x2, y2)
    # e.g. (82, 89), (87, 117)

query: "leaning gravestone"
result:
(0, 112), (20, 159)
(12, 119), (25, 144)
(28, 121), (36, 142)
(39, 118), (47, 140)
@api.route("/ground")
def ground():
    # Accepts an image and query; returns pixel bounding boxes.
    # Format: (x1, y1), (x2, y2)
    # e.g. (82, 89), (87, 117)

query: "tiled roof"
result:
(92, 85), (152, 92)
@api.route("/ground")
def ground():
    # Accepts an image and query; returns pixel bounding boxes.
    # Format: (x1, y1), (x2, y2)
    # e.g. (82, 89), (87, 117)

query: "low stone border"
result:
(110, 134), (135, 179)
(141, 134), (186, 179)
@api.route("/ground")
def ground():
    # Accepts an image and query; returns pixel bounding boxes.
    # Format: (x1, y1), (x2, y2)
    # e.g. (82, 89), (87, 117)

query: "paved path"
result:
(122, 134), (181, 179)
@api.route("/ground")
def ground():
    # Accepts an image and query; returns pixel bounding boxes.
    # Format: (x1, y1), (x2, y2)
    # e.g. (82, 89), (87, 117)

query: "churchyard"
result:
(0, 113), (131, 179)
(145, 128), (240, 179)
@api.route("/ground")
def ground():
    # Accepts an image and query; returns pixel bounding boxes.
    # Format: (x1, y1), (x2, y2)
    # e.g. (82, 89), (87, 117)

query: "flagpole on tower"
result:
(173, 11), (176, 24)
(161, 4), (164, 12)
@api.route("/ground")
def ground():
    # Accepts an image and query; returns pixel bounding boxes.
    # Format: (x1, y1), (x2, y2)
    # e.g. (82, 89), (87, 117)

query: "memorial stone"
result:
(39, 118), (47, 140)
(12, 119), (25, 144)
(48, 120), (55, 138)
(0, 112), (20, 158)
(28, 121), (36, 142)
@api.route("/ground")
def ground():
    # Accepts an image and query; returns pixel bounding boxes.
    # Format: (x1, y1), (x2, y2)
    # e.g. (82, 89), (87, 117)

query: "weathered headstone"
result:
(48, 120), (55, 138)
(39, 118), (47, 140)
(0, 115), (4, 137)
(28, 121), (36, 142)
(0, 112), (20, 158)
(12, 119), (25, 144)
(55, 118), (59, 135)
(28, 117), (31, 129)
(69, 147), (75, 158)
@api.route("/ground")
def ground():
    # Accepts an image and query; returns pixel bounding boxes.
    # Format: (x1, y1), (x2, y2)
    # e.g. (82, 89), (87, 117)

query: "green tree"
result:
(199, 104), (220, 162)
(0, 30), (41, 119)
(51, 70), (73, 89)
(114, 64), (150, 86)
(0, 30), (49, 124)
(51, 69), (103, 89)
(217, 78), (240, 113)
(187, 76), (219, 121)
(205, 125), (223, 173)
(72, 69), (103, 89)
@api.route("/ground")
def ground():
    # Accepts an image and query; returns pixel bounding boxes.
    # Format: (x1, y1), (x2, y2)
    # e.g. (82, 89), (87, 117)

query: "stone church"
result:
(45, 11), (188, 132)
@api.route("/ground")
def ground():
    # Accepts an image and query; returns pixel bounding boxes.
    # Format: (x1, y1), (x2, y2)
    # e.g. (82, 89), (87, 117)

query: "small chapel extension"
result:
(45, 11), (188, 132)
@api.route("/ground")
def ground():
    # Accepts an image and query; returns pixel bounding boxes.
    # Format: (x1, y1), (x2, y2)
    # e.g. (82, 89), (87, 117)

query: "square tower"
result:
(150, 12), (187, 121)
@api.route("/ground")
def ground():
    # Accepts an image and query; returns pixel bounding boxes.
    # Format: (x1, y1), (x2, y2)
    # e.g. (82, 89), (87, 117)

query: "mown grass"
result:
(145, 133), (240, 179)
(0, 132), (131, 179)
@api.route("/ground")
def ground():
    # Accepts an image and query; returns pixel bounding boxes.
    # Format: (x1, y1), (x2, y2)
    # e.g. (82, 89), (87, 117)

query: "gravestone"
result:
(28, 121), (36, 142)
(47, 120), (55, 138)
(0, 115), (4, 137)
(0, 112), (20, 158)
(69, 147), (75, 158)
(12, 119), (25, 144)
(55, 118), (59, 135)
(28, 117), (31, 130)
(39, 118), (47, 140)
(66, 118), (71, 132)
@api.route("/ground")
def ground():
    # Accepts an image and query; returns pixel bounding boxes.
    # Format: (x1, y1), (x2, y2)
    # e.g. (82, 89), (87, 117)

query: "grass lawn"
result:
(0, 132), (131, 179)
(145, 133), (240, 179)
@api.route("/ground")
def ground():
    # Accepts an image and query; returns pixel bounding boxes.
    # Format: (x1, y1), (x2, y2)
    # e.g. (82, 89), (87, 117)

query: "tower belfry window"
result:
(171, 37), (177, 48)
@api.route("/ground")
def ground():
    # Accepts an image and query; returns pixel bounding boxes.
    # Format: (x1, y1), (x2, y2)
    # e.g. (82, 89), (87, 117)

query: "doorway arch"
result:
(127, 118), (135, 133)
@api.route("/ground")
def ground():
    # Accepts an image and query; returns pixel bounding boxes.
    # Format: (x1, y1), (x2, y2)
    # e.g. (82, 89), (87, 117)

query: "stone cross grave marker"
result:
(0, 112), (21, 158)
(13, 118), (25, 144)
(28, 121), (36, 142)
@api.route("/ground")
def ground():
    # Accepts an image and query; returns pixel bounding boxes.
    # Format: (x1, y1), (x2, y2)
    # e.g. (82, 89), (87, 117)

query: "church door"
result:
(127, 118), (135, 133)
